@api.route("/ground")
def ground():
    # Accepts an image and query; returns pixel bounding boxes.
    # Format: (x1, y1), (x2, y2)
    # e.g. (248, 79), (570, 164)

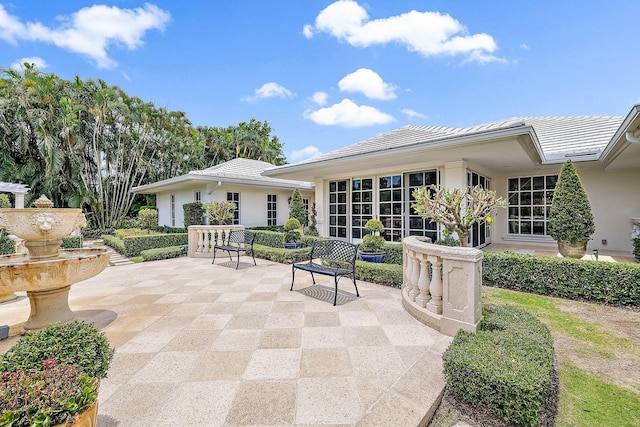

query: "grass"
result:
(482, 286), (640, 427)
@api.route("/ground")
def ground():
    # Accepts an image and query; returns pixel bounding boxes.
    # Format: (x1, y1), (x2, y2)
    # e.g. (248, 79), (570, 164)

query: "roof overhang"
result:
(266, 126), (544, 181)
(599, 104), (640, 170)
(132, 173), (314, 194)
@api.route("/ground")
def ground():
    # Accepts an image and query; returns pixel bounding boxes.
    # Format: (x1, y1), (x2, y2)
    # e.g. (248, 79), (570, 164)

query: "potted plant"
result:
(359, 219), (386, 262)
(548, 160), (595, 258)
(0, 321), (114, 427)
(283, 217), (302, 249)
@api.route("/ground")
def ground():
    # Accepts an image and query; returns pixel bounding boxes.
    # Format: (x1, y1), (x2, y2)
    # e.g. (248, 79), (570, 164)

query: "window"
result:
(227, 192), (240, 224)
(195, 191), (201, 203)
(267, 194), (277, 226)
(351, 178), (373, 239)
(407, 171), (438, 242)
(170, 194), (176, 227)
(508, 175), (557, 236)
(303, 198), (309, 225)
(379, 175), (404, 242)
(468, 171), (491, 247)
(328, 180), (348, 239)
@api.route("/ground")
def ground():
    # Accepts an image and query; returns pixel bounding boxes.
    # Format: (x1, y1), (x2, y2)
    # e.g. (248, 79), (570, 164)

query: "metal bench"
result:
(212, 229), (256, 269)
(291, 239), (359, 305)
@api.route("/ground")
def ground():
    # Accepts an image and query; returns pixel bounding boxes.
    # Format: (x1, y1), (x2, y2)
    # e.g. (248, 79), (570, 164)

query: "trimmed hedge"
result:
(381, 242), (403, 265)
(122, 233), (188, 257)
(61, 235), (83, 249)
(443, 305), (555, 426)
(0, 230), (15, 255)
(355, 261), (403, 288)
(101, 234), (125, 254)
(140, 245), (186, 261)
(253, 243), (311, 264)
(154, 225), (187, 234)
(253, 230), (320, 249)
(483, 251), (640, 306)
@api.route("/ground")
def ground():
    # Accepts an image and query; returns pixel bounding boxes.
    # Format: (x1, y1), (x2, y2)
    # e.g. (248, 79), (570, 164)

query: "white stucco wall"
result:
(153, 184), (314, 229)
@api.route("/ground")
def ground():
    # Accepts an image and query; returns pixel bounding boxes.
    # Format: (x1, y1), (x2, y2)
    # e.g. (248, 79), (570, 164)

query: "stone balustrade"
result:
(402, 236), (483, 336)
(187, 225), (245, 258)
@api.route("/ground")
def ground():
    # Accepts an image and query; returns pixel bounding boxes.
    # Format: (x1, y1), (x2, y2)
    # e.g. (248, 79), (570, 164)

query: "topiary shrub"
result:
(443, 305), (555, 427)
(305, 202), (319, 236)
(183, 202), (204, 227)
(283, 217), (302, 243)
(289, 188), (307, 226)
(138, 208), (158, 232)
(0, 321), (114, 380)
(548, 160), (595, 244)
(61, 235), (83, 249)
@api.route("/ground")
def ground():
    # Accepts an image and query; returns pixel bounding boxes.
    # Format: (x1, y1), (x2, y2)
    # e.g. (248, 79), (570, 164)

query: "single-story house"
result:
(132, 158), (315, 228)
(262, 104), (640, 255)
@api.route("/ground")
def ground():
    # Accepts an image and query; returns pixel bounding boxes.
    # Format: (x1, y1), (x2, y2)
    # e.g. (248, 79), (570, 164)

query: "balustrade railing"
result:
(402, 236), (483, 336)
(187, 225), (245, 258)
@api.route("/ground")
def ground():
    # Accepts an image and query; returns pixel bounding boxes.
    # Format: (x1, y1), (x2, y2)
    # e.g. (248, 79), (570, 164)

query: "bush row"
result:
(61, 235), (83, 249)
(252, 244), (311, 264)
(355, 261), (403, 288)
(483, 251), (640, 306)
(443, 305), (555, 426)
(253, 230), (319, 248)
(122, 233), (188, 257)
(101, 234), (125, 254)
(380, 242), (403, 265)
(140, 245), (186, 261)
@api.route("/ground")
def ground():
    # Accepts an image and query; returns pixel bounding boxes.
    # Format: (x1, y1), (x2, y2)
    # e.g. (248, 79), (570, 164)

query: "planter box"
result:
(284, 242), (303, 250)
(360, 252), (385, 263)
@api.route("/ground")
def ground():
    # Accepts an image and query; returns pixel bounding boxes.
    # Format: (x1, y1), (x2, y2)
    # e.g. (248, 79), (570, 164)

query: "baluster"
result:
(197, 229), (204, 253)
(427, 257), (443, 314)
(409, 251), (421, 301)
(416, 256), (431, 308)
(403, 249), (413, 298)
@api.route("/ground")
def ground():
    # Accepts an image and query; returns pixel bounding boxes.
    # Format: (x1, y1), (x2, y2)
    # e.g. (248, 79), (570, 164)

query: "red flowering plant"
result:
(0, 359), (97, 426)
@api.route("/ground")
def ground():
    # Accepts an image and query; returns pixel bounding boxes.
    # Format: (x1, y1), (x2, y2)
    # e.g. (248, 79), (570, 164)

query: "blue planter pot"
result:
(284, 242), (302, 249)
(359, 252), (385, 263)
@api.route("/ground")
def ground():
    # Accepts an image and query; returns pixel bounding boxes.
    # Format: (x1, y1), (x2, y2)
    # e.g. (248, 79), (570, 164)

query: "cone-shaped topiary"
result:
(548, 160), (595, 244)
(289, 189), (307, 227)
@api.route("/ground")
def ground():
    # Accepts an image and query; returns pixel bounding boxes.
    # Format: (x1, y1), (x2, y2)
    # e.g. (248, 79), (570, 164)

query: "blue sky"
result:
(1, 1), (639, 163)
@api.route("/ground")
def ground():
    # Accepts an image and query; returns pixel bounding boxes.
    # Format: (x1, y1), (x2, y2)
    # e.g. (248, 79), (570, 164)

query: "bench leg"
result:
(352, 273), (360, 297)
(310, 272), (316, 285)
(227, 251), (233, 262)
(251, 249), (256, 266)
(212, 248), (217, 265)
(290, 265), (296, 291)
(333, 276), (338, 306)
(236, 251), (241, 269)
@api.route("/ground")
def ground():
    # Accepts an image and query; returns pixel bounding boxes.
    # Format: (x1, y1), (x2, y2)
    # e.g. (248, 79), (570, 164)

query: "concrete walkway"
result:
(0, 256), (450, 426)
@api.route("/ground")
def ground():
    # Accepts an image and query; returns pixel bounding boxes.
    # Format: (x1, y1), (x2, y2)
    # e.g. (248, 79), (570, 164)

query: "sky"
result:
(1, 1), (639, 163)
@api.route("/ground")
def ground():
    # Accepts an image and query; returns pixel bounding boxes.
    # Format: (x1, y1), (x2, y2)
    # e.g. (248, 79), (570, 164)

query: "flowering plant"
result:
(0, 359), (97, 426)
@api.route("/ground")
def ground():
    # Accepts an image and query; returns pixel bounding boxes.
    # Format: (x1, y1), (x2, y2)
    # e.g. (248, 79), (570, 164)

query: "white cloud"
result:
(0, 4), (170, 69)
(305, 0), (501, 63)
(309, 91), (328, 106)
(304, 98), (395, 128)
(520, 43), (530, 50)
(10, 56), (47, 70)
(302, 24), (313, 38)
(289, 145), (323, 162)
(401, 108), (428, 120)
(338, 68), (396, 100)
(241, 82), (296, 102)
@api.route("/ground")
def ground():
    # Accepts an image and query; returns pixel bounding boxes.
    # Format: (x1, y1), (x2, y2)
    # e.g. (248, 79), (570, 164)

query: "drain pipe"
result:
(627, 130), (640, 144)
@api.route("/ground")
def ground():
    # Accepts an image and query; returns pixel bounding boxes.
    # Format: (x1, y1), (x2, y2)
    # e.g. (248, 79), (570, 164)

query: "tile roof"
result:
(285, 115), (624, 166)
(190, 158), (313, 188)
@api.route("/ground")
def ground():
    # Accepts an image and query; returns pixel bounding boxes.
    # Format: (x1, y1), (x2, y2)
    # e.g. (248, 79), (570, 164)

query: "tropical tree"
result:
(412, 185), (506, 247)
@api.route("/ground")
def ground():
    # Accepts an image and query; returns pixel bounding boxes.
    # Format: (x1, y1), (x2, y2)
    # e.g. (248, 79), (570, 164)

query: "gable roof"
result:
(132, 158), (313, 194)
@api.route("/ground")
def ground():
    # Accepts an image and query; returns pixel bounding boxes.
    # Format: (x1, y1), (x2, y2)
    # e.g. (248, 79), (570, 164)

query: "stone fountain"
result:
(0, 195), (110, 332)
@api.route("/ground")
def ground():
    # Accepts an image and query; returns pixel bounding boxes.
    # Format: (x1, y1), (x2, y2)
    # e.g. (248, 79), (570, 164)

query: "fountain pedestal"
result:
(0, 195), (110, 333)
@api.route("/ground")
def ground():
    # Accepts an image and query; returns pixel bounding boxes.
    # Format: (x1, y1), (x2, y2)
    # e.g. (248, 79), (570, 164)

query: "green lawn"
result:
(482, 287), (640, 427)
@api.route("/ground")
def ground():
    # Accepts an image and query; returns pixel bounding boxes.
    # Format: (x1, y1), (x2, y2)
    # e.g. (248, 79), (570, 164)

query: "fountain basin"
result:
(0, 248), (111, 331)
(0, 208), (86, 243)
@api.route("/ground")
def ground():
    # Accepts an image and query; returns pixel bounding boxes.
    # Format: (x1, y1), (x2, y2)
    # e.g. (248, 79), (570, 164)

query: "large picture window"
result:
(351, 178), (373, 239)
(407, 171), (438, 242)
(508, 175), (557, 236)
(227, 192), (240, 225)
(329, 180), (348, 239)
(379, 174), (403, 242)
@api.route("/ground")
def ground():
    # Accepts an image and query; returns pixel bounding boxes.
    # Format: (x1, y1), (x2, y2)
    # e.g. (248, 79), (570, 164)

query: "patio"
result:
(0, 255), (451, 426)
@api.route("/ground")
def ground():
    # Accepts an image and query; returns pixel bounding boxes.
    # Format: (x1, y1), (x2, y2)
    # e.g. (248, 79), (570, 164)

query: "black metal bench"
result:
(291, 239), (359, 305)
(212, 229), (256, 269)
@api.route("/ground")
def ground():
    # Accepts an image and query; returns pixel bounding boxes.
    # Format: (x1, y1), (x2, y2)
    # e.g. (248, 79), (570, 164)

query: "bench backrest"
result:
(228, 230), (255, 246)
(310, 239), (358, 265)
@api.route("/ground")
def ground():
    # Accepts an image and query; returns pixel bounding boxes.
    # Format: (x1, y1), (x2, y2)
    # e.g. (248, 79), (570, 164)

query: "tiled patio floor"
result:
(0, 256), (451, 426)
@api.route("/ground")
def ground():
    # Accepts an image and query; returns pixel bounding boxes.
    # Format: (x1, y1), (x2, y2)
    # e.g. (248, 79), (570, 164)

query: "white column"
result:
(13, 191), (27, 209)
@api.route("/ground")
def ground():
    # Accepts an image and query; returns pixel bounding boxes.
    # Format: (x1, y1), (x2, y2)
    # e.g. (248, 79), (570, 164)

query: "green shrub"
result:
(82, 226), (114, 239)
(253, 230), (319, 249)
(115, 216), (140, 229)
(101, 234), (125, 254)
(633, 238), (640, 261)
(443, 305), (555, 426)
(253, 243), (311, 264)
(306, 202), (319, 236)
(61, 235), (82, 249)
(122, 233), (188, 257)
(0, 230), (15, 255)
(0, 193), (10, 208)
(183, 202), (204, 227)
(289, 188), (307, 226)
(355, 261), (403, 287)
(381, 243), (403, 265)
(154, 225), (187, 234)
(483, 251), (640, 306)
(114, 228), (156, 239)
(435, 236), (461, 247)
(203, 201), (236, 225)
(140, 245), (186, 261)
(138, 208), (158, 231)
(0, 321), (114, 380)
(249, 225), (285, 232)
